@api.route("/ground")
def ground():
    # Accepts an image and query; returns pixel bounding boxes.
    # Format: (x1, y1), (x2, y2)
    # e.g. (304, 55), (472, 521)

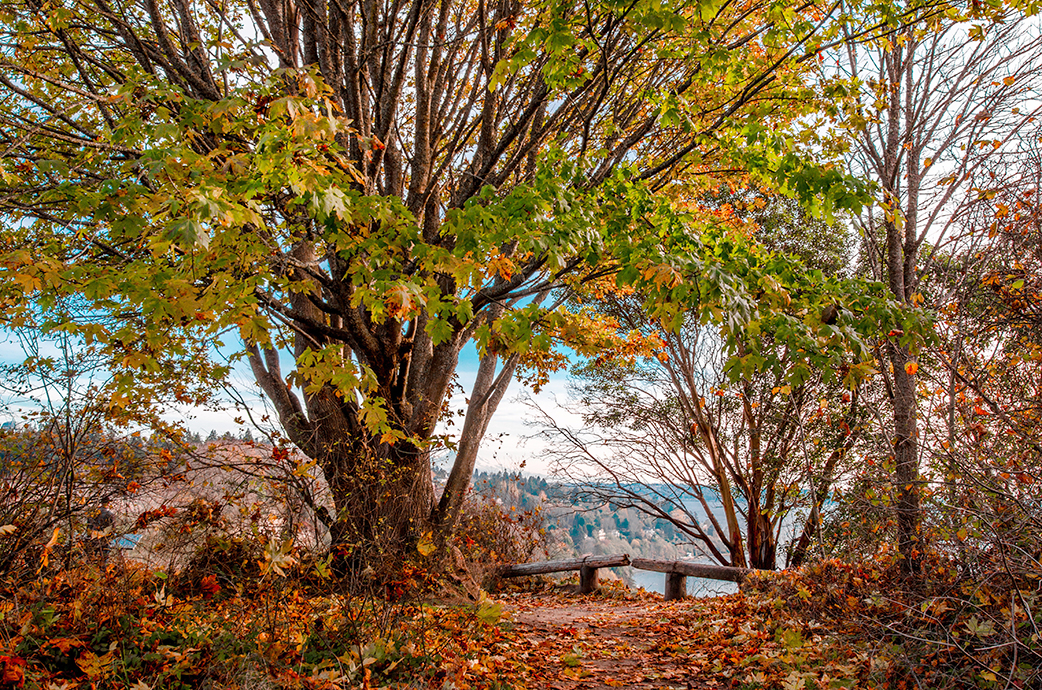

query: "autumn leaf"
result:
(0, 655), (25, 688)
(40, 526), (60, 568)
(200, 574), (221, 598)
(261, 539), (297, 576)
(905, 361), (918, 375)
(76, 648), (116, 681)
(416, 532), (436, 557)
(476, 592), (504, 625)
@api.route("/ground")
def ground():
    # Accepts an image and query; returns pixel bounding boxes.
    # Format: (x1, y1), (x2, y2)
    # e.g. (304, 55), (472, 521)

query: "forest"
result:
(0, 0), (1040, 686)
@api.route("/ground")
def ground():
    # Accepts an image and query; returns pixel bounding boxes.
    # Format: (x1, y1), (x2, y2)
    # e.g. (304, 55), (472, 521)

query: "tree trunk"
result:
(433, 350), (520, 538)
(746, 508), (776, 570)
(889, 341), (921, 574)
(322, 440), (436, 558)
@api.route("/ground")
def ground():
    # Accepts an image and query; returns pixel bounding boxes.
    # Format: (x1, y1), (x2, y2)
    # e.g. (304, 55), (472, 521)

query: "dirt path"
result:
(499, 587), (729, 690)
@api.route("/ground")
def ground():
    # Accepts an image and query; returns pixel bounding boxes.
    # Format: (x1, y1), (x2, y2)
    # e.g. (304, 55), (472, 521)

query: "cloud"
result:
(441, 366), (580, 477)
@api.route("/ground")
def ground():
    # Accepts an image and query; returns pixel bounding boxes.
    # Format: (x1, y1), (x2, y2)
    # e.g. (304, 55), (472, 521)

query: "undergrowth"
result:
(745, 556), (1042, 689)
(0, 547), (512, 690)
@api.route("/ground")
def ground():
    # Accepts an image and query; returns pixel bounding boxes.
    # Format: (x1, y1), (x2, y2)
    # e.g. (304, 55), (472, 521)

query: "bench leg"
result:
(579, 565), (599, 594)
(664, 571), (687, 600)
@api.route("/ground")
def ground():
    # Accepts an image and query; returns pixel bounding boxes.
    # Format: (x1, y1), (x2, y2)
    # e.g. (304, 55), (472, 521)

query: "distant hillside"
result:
(458, 470), (727, 563)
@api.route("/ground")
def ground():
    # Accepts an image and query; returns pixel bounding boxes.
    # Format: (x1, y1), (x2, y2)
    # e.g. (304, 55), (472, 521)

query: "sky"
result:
(0, 330), (578, 477)
(207, 344), (579, 476)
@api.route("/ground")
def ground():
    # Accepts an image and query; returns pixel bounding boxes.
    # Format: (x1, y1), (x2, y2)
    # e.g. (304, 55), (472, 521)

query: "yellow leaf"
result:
(1002, 76), (1015, 86)
(416, 531), (436, 556)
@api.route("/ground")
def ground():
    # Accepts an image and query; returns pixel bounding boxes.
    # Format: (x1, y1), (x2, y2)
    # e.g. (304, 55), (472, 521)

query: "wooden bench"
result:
(500, 553), (750, 600)
(630, 558), (750, 600)
(500, 554), (631, 594)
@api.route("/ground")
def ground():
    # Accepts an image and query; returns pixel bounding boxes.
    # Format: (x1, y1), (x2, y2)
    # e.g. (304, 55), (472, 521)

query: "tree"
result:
(834, 11), (1042, 572)
(0, 0), (900, 561)
(0, 320), (175, 577)
(919, 143), (1042, 575)
(533, 190), (900, 570)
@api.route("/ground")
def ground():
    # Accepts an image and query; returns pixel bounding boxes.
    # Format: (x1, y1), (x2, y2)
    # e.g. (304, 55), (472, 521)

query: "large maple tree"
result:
(0, 0), (903, 558)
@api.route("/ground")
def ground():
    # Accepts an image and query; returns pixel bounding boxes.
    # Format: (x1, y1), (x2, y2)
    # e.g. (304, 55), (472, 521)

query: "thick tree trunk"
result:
(318, 439), (433, 550)
(322, 440), (436, 557)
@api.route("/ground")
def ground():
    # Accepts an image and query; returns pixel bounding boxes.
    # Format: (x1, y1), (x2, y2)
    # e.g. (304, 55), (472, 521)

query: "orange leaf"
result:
(1, 655), (25, 687)
(904, 361), (918, 376)
(200, 574), (221, 598)
(40, 527), (60, 568)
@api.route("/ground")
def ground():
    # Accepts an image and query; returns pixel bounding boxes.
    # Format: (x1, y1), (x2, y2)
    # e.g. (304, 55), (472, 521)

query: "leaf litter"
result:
(472, 575), (881, 690)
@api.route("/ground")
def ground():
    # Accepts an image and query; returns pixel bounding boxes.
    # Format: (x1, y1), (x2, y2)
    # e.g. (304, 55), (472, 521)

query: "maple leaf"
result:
(416, 532), (436, 557)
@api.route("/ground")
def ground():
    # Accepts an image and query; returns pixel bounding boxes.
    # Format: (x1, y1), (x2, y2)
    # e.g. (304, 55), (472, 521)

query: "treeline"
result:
(465, 471), (717, 561)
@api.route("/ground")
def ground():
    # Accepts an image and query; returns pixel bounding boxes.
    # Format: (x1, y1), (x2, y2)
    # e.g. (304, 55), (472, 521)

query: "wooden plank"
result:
(500, 553), (630, 578)
(631, 558), (750, 583)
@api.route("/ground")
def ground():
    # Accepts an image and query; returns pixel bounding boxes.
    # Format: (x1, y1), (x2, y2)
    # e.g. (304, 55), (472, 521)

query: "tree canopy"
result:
(0, 0), (928, 558)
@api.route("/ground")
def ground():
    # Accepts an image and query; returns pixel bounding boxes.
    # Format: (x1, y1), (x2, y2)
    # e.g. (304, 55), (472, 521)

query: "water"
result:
(626, 565), (738, 597)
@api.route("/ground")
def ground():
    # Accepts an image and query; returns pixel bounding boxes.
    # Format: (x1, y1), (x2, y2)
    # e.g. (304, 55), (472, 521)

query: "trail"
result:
(499, 587), (727, 690)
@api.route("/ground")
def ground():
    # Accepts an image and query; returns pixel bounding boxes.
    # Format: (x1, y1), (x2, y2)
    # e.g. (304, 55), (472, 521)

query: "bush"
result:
(450, 487), (550, 585)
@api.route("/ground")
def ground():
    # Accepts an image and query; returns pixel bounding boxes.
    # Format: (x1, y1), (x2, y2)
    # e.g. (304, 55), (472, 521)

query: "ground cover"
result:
(489, 578), (880, 690)
(2, 556), (1036, 689)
